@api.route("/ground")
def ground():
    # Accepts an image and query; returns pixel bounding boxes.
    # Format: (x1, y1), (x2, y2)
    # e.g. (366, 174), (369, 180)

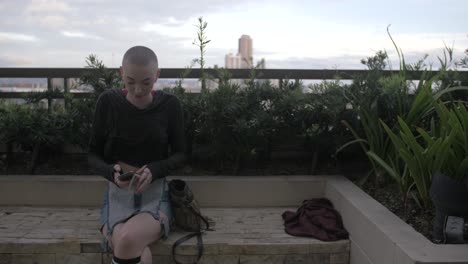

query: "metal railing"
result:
(1, 68), (467, 99)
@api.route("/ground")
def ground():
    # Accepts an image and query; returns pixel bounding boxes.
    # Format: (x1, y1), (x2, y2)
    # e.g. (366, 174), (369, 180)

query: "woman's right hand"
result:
(113, 164), (130, 189)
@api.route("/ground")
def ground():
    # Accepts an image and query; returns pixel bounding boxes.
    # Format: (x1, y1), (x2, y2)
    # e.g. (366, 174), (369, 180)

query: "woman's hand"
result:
(113, 164), (131, 189)
(134, 165), (152, 194)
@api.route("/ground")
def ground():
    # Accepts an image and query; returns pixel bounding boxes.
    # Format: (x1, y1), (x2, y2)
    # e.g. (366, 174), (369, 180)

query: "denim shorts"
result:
(98, 182), (173, 252)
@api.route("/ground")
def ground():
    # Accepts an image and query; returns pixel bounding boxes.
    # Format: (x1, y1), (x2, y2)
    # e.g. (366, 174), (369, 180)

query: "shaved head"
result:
(122, 46), (158, 69)
(120, 46), (160, 100)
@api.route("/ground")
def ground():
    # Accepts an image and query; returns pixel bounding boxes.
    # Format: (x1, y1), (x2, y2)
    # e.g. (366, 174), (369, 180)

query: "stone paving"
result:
(0, 207), (349, 264)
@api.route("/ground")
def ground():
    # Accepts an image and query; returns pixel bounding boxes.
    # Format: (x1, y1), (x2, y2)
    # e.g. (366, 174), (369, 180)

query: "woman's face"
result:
(120, 63), (160, 98)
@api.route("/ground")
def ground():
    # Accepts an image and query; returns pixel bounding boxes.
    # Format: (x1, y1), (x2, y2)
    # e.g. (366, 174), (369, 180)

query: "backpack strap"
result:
(172, 231), (203, 264)
(189, 205), (215, 231)
(171, 204), (214, 264)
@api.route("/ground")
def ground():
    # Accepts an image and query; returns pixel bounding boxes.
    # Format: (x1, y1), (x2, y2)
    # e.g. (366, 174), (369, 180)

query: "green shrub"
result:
(369, 101), (468, 209)
(0, 102), (71, 173)
(432, 102), (468, 181)
(65, 54), (123, 149)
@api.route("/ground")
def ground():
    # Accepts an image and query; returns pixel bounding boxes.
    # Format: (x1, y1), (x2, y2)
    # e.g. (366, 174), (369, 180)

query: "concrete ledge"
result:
(325, 176), (468, 264)
(0, 175), (326, 207)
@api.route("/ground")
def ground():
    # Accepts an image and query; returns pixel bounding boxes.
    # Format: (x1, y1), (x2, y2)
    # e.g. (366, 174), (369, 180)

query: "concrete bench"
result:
(0, 206), (348, 264)
(0, 175), (351, 264)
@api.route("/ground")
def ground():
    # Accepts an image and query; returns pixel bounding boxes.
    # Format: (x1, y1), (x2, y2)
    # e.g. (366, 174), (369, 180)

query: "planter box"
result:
(325, 176), (468, 264)
(0, 175), (466, 263)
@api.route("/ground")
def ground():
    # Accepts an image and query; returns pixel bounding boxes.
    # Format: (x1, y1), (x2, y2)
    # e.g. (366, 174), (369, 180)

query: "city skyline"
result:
(0, 0), (467, 69)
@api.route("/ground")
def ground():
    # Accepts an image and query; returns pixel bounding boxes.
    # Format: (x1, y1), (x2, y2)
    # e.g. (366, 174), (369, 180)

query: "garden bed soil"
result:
(361, 181), (468, 243)
(361, 181), (435, 241)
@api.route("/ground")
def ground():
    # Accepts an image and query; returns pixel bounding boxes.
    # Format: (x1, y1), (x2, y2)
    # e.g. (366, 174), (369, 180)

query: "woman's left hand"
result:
(135, 166), (152, 194)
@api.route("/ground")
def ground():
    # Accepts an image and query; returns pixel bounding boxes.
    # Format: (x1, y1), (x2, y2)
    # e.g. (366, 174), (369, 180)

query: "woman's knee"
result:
(113, 227), (146, 251)
(111, 213), (164, 251)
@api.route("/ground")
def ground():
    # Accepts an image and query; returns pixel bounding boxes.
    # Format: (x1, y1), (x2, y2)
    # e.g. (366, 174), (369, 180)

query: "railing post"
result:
(47, 77), (52, 110)
(64, 78), (69, 109)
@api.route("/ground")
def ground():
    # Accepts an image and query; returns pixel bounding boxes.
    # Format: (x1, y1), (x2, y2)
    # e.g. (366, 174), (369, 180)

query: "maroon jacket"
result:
(282, 198), (349, 241)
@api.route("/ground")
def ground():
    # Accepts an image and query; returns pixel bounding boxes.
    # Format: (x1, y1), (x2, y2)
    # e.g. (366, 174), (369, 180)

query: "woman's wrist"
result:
(112, 164), (122, 183)
(113, 164), (122, 172)
(144, 167), (153, 182)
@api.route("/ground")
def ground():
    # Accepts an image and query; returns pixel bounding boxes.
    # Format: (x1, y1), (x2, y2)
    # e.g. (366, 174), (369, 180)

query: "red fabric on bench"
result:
(282, 198), (349, 241)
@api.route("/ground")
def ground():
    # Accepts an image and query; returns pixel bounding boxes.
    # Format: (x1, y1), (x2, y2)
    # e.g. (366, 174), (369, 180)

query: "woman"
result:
(88, 46), (186, 264)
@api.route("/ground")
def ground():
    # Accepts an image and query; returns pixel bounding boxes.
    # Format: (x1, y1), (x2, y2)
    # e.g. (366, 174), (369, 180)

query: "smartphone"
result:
(118, 171), (134, 181)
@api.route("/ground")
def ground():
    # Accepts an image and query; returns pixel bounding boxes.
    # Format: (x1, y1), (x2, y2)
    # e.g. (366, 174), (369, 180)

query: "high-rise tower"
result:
(238, 35), (253, 68)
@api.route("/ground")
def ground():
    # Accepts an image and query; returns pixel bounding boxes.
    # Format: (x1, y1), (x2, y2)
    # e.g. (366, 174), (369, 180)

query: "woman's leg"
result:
(140, 247), (152, 264)
(101, 222), (153, 264)
(107, 211), (168, 263)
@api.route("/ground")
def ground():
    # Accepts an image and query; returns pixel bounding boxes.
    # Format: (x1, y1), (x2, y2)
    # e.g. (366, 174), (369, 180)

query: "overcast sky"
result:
(1, 0), (467, 69)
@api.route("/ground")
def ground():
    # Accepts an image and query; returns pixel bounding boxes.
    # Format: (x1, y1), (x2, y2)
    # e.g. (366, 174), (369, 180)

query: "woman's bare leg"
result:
(101, 223), (152, 264)
(102, 211), (168, 262)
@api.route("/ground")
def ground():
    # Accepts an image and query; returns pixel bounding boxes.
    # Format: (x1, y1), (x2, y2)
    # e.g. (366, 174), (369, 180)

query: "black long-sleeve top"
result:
(88, 88), (186, 184)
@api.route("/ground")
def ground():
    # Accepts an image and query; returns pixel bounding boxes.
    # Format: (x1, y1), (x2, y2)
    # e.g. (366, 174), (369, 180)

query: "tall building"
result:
(225, 53), (242, 69)
(224, 35), (259, 70)
(238, 35), (253, 68)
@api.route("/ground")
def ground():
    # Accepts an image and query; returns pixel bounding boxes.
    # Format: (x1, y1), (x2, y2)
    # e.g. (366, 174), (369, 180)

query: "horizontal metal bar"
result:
(0, 92), (93, 99)
(1, 68), (463, 80)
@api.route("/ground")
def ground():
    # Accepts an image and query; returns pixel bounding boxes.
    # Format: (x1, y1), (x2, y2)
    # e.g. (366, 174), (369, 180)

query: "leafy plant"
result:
(370, 101), (468, 209)
(339, 49), (396, 186)
(79, 54), (122, 96)
(339, 26), (468, 193)
(65, 96), (96, 149)
(432, 102), (468, 181)
(457, 47), (468, 68)
(375, 117), (448, 209)
(0, 102), (71, 173)
(0, 55), (122, 172)
(195, 82), (248, 172)
(192, 17), (210, 92)
(305, 80), (349, 172)
(66, 55), (122, 149)
(23, 88), (64, 107)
